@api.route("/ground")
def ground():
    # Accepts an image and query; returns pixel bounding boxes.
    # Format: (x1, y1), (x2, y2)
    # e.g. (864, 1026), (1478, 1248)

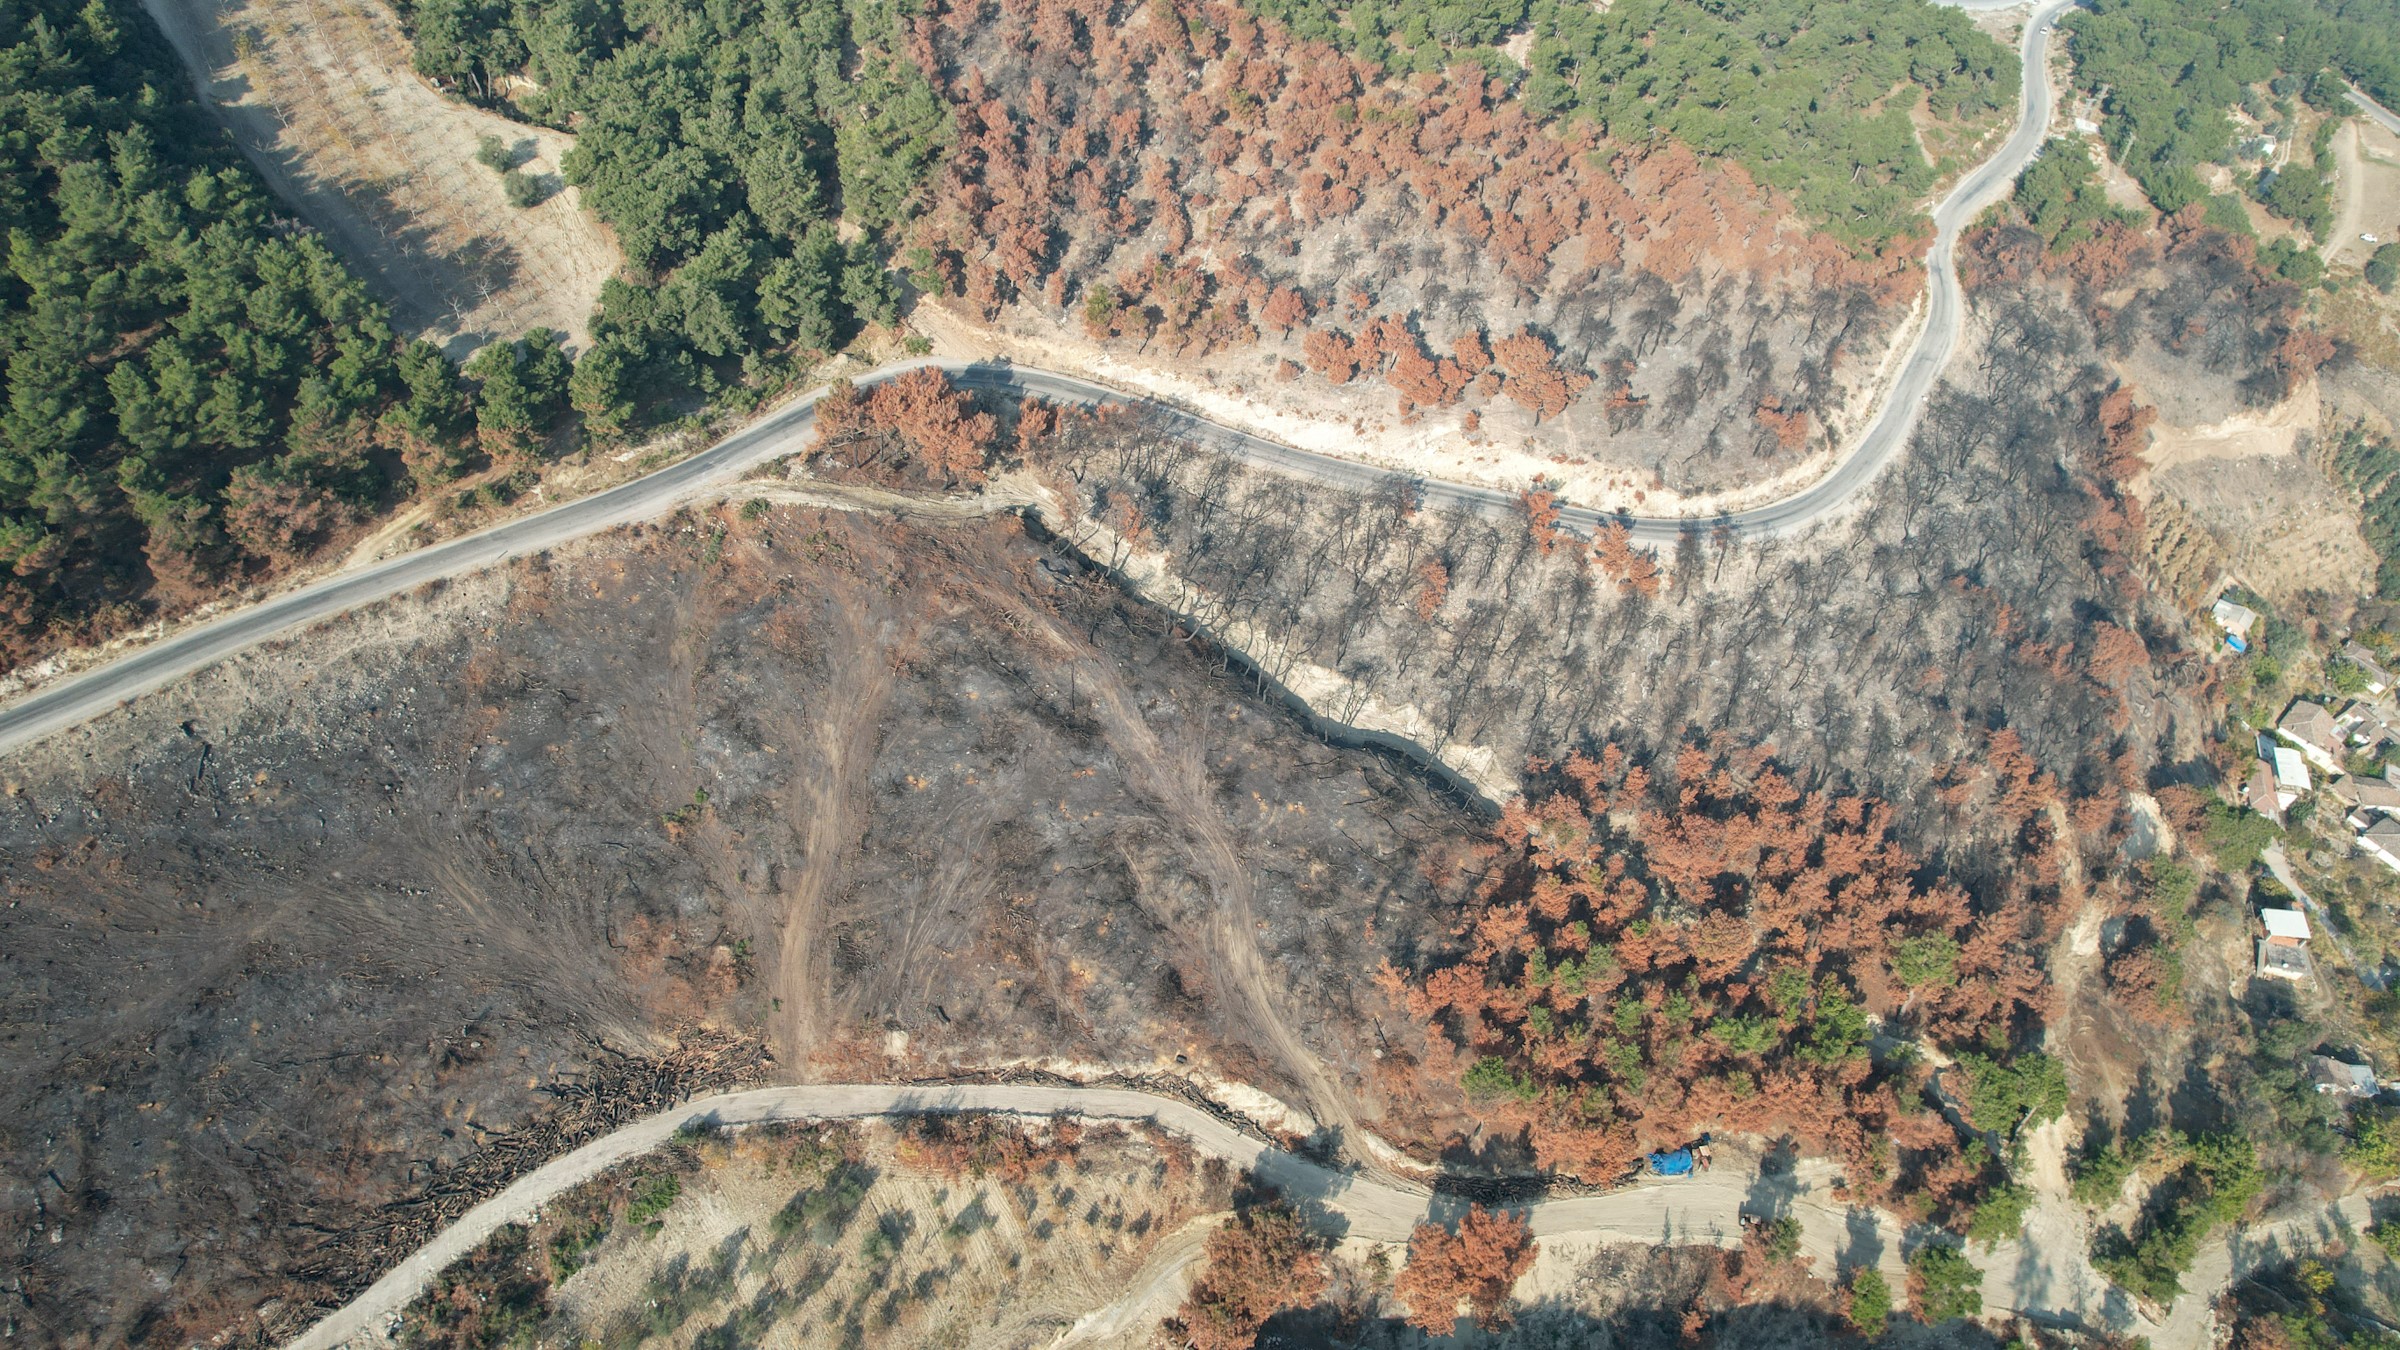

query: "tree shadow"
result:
(1260, 1293), (2027, 1348)
(1738, 1134), (1803, 1224)
(1838, 1205), (1884, 1278)
(1232, 1174), (1354, 1245)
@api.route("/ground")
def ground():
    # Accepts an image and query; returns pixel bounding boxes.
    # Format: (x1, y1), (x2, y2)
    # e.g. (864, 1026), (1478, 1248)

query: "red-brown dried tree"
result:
(1260, 285), (1310, 333)
(1591, 522), (1661, 596)
(1414, 557), (1450, 622)
(1394, 1205), (1537, 1334)
(1166, 1199), (1327, 1350)
(1405, 740), (2065, 1220)
(811, 369), (999, 488)
(1518, 483), (1565, 554)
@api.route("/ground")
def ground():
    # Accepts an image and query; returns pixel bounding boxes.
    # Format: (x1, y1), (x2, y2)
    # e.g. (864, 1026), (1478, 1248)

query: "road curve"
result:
(283, 1081), (1903, 1350)
(0, 1), (2068, 757)
(286, 1078), (2364, 1350)
(2350, 82), (2400, 139)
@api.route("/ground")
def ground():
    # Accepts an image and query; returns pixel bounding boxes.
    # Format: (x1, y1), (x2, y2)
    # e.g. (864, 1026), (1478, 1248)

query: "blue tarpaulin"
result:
(1648, 1147), (1694, 1176)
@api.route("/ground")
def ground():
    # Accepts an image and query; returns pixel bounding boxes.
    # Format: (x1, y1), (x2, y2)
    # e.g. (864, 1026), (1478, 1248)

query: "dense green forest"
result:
(1521, 0), (2011, 240)
(398, 0), (943, 421)
(2010, 139), (2139, 250)
(2067, 0), (2400, 215)
(1242, 0), (2014, 242)
(0, 0), (508, 661)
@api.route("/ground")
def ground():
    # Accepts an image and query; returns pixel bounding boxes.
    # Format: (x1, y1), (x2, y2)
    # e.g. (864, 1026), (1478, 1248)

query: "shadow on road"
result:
(1839, 1206), (1885, 1278)
(1738, 1135), (1802, 1224)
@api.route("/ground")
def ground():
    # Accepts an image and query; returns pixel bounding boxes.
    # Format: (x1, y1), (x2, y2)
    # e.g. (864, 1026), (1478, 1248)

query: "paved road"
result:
(0, 0), (2071, 760)
(2351, 83), (2400, 140)
(284, 1081), (1906, 1350)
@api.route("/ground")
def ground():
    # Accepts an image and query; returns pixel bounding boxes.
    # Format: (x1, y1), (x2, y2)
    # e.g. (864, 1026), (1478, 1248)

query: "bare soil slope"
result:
(0, 507), (1472, 1346)
(138, 0), (616, 353)
(497, 1118), (1232, 1350)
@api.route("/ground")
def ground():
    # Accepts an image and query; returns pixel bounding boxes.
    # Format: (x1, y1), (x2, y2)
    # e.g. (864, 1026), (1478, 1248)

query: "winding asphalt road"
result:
(2351, 83), (2400, 139)
(0, 0), (2073, 760)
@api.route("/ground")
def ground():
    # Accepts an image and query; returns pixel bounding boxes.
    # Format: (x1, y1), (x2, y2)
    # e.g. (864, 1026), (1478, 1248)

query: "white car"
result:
(2369, 233), (2383, 244)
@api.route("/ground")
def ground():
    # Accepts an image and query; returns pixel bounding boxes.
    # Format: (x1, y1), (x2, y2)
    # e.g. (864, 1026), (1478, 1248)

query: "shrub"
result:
(1798, 980), (1872, 1066)
(1463, 1055), (1537, 1102)
(2369, 242), (2400, 293)
(2203, 192), (2258, 237)
(1966, 1180), (2032, 1246)
(1957, 1051), (2070, 1136)
(1893, 933), (1961, 989)
(1846, 1267), (1891, 1336)
(2371, 1219), (2400, 1259)
(771, 1160), (874, 1242)
(1758, 1215), (1803, 1264)
(2095, 1132), (2261, 1305)
(474, 133), (512, 171)
(401, 1223), (550, 1347)
(546, 1214), (608, 1279)
(2350, 1107), (2400, 1179)
(1910, 1243), (1983, 1321)
(501, 169), (544, 208)
(625, 1173), (681, 1227)
(2202, 795), (2281, 871)
(1707, 1014), (1781, 1055)
(2070, 1136), (2148, 1207)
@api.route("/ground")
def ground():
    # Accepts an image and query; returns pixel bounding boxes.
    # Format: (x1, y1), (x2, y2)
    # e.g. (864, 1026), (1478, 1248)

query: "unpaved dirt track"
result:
(282, 1082), (1914, 1350)
(284, 1081), (2376, 1350)
(1050, 1212), (1225, 1347)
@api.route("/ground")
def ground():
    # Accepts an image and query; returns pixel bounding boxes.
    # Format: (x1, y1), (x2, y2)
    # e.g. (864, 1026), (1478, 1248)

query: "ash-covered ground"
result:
(0, 505), (1474, 1346)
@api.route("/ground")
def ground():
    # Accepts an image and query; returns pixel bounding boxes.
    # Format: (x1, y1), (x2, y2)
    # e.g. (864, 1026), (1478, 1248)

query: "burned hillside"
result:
(1028, 270), (2239, 879)
(0, 508), (1472, 1346)
(907, 0), (1935, 494)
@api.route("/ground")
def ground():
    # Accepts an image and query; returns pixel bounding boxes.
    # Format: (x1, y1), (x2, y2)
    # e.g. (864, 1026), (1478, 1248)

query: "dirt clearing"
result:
(2137, 377), (2320, 476)
(138, 0), (616, 353)
(2149, 451), (2375, 604)
(2329, 116), (2400, 271)
(373, 1117), (1237, 1350)
(2125, 371), (2374, 605)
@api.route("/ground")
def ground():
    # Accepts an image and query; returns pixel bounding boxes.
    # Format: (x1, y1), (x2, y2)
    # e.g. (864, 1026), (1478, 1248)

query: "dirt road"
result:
(1051, 1213), (1225, 1346)
(2326, 115), (2400, 270)
(283, 1081), (1914, 1350)
(283, 1081), (2388, 1350)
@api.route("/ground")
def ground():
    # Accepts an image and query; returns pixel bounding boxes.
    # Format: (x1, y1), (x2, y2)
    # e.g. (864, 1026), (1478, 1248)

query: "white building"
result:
(2361, 817), (2400, 874)
(2258, 906), (2314, 982)
(2271, 746), (2313, 808)
(2214, 597), (2262, 649)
